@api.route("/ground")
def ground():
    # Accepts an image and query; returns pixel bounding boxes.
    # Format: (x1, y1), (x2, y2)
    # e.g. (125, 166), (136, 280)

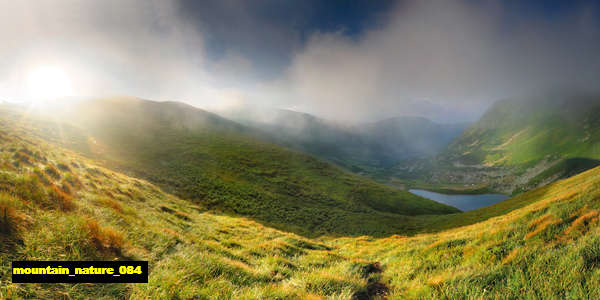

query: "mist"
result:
(0, 0), (249, 110)
(266, 0), (600, 122)
(1, 0), (599, 123)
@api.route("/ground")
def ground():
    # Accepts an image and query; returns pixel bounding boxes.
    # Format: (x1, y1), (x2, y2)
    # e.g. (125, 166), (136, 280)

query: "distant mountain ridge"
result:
(443, 94), (600, 166)
(223, 107), (468, 174)
(389, 93), (600, 194)
(17, 97), (459, 236)
(361, 116), (469, 161)
(3, 100), (600, 299)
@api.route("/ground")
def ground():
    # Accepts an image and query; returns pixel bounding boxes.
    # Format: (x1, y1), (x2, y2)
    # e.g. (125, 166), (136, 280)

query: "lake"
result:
(408, 189), (509, 211)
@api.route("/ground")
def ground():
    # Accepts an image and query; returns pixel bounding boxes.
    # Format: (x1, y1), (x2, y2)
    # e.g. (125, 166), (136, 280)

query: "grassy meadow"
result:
(333, 165), (600, 299)
(29, 99), (459, 237)
(385, 95), (600, 195)
(0, 111), (383, 299)
(0, 104), (599, 299)
(443, 96), (600, 167)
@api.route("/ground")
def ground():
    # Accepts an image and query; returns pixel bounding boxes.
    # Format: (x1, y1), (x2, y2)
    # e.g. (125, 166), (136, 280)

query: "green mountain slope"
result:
(2, 104), (600, 299)
(225, 108), (387, 173)
(334, 165), (600, 299)
(389, 94), (600, 193)
(0, 113), (381, 299)
(225, 107), (467, 175)
(444, 95), (600, 166)
(15, 99), (459, 236)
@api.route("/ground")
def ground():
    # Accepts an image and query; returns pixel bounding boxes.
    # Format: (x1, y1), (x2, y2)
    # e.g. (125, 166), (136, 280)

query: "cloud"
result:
(264, 0), (600, 122)
(0, 0), (247, 110)
(1, 0), (599, 122)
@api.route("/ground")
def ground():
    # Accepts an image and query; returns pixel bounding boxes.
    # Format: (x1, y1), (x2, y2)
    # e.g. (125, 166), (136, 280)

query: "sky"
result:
(0, 0), (599, 123)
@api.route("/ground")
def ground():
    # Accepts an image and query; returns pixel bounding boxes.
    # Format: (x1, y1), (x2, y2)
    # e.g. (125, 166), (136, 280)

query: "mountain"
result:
(17, 98), (459, 236)
(225, 108), (384, 173)
(361, 116), (468, 161)
(444, 94), (600, 166)
(224, 107), (467, 175)
(2, 104), (600, 299)
(0, 110), (382, 298)
(390, 93), (600, 193)
(335, 165), (600, 299)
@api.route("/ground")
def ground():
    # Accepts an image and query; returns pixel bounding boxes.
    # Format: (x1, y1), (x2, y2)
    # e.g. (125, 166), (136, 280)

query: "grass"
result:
(1, 102), (600, 299)
(387, 95), (600, 194)
(444, 96), (600, 167)
(516, 157), (600, 192)
(332, 166), (600, 299)
(15, 99), (458, 237)
(0, 113), (386, 299)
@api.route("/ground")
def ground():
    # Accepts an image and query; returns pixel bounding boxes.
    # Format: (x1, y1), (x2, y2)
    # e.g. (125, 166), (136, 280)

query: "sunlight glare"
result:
(26, 66), (73, 101)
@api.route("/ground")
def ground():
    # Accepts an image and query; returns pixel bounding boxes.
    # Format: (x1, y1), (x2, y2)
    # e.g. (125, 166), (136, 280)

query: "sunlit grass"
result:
(1, 106), (599, 299)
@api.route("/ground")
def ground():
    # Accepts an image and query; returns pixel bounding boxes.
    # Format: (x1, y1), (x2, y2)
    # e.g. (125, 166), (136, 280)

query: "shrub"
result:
(0, 194), (22, 234)
(32, 151), (47, 163)
(33, 168), (52, 185)
(60, 180), (73, 194)
(64, 172), (83, 189)
(0, 173), (46, 204)
(102, 198), (122, 213)
(57, 162), (71, 172)
(0, 193), (28, 252)
(13, 152), (34, 165)
(18, 147), (34, 156)
(84, 218), (125, 254)
(44, 164), (61, 179)
(48, 185), (75, 211)
(564, 210), (599, 238)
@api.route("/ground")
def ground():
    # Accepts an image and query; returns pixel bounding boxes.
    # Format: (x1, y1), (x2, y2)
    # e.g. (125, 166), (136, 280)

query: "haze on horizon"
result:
(0, 0), (599, 123)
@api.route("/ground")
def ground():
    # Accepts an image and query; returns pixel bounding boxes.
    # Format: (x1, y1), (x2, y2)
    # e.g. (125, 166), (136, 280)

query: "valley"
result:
(11, 100), (460, 237)
(382, 94), (600, 195)
(2, 1), (600, 299)
(1, 97), (599, 299)
(223, 107), (468, 176)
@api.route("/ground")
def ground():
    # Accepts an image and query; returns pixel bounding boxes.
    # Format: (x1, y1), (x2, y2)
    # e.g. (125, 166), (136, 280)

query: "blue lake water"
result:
(408, 189), (509, 211)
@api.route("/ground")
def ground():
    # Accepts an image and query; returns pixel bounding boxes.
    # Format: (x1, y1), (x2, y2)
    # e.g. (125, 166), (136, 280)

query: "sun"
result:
(26, 66), (73, 101)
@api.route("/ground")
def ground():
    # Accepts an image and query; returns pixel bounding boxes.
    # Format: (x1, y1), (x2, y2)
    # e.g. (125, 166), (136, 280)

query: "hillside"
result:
(2, 101), (600, 299)
(334, 164), (600, 299)
(444, 94), (600, 166)
(0, 110), (382, 299)
(13, 100), (458, 237)
(389, 94), (600, 193)
(225, 107), (466, 175)
(225, 108), (386, 173)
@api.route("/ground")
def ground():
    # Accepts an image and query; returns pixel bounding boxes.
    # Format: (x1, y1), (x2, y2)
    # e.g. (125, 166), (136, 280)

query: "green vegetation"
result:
(514, 157), (600, 194)
(230, 109), (467, 177)
(0, 115), (381, 299)
(1, 102), (600, 299)
(23, 98), (458, 236)
(387, 94), (600, 194)
(444, 95), (600, 166)
(333, 166), (600, 298)
(388, 178), (496, 195)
